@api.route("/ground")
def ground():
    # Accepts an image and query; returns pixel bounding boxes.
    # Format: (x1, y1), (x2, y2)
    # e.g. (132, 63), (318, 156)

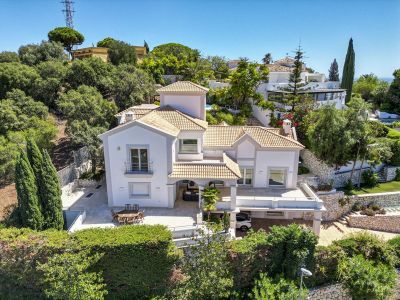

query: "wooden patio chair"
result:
(111, 209), (118, 222)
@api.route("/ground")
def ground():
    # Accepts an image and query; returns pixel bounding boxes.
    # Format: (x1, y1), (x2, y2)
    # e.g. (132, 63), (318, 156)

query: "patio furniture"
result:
(116, 209), (145, 225)
(132, 204), (139, 213)
(125, 204), (132, 210)
(111, 209), (118, 222)
(183, 190), (199, 201)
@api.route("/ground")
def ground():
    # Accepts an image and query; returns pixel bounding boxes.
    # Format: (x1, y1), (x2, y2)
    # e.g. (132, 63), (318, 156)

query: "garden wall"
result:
(320, 191), (400, 221)
(57, 147), (91, 187)
(384, 166), (400, 182)
(300, 150), (378, 188)
(348, 214), (400, 233)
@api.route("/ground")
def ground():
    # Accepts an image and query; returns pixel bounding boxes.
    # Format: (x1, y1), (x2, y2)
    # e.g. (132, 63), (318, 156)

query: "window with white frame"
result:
(237, 168), (253, 185)
(268, 169), (285, 186)
(179, 139), (198, 153)
(130, 148), (149, 171)
(129, 182), (150, 198)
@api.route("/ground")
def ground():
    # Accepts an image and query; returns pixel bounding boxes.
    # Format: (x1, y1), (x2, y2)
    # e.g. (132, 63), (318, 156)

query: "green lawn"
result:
(347, 181), (400, 195)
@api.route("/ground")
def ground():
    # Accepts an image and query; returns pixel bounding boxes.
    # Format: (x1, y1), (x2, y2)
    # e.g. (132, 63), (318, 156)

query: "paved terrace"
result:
(63, 183), (198, 231)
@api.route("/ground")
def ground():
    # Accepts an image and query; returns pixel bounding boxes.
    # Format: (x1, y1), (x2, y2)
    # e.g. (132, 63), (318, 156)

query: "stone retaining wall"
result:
(384, 166), (400, 182)
(348, 214), (400, 233)
(308, 283), (350, 300)
(320, 191), (400, 221)
(300, 150), (366, 188)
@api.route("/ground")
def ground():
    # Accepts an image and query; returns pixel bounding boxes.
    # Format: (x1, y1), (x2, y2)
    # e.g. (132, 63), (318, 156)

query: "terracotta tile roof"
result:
(139, 106), (208, 132)
(156, 81), (209, 93)
(169, 154), (241, 180)
(203, 126), (304, 149)
(266, 64), (293, 72)
(115, 104), (158, 117)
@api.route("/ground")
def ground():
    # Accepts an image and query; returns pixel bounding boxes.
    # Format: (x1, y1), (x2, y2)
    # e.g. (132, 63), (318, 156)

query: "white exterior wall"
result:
(161, 94), (206, 120)
(232, 139), (299, 189)
(254, 150), (298, 188)
(104, 125), (170, 207)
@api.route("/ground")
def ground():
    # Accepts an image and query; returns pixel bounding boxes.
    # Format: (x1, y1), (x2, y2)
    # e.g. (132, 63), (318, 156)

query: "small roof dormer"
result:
(157, 81), (209, 121)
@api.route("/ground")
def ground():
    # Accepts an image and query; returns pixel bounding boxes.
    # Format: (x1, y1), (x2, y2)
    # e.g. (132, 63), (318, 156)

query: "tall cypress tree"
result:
(15, 150), (43, 230)
(341, 38), (355, 103)
(40, 150), (64, 230)
(26, 138), (45, 209)
(328, 58), (340, 81)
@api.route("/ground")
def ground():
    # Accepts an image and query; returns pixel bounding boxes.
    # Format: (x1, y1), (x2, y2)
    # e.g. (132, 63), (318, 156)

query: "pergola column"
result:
(230, 184), (237, 210)
(312, 211), (322, 236)
(198, 185), (204, 209)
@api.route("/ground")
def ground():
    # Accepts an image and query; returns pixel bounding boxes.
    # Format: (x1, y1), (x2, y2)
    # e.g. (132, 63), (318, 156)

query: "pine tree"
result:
(15, 150), (43, 230)
(341, 38), (355, 103)
(262, 53), (272, 64)
(40, 150), (64, 230)
(286, 45), (305, 111)
(328, 58), (340, 81)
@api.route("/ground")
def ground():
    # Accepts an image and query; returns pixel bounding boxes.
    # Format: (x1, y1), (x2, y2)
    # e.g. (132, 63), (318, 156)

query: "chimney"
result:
(125, 112), (134, 123)
(282, 119), (292, 135)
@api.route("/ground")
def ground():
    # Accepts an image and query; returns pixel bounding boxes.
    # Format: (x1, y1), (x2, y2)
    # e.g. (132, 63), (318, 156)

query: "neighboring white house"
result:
(210, 57), (346, 126)
(100, 81), (325, 235)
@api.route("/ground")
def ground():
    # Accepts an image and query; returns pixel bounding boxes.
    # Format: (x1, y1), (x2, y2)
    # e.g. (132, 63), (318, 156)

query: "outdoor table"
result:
(116, 210), (143, 224)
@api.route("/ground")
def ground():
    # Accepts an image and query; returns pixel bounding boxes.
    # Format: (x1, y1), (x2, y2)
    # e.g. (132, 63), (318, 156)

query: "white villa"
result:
(100, 81), (325, 235)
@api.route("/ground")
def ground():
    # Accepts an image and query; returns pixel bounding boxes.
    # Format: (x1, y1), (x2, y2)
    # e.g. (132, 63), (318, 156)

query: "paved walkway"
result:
(318, 221), (399, 246)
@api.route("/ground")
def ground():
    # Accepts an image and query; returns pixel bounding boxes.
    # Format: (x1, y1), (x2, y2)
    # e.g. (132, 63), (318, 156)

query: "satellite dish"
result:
(300, 268), (312, 276)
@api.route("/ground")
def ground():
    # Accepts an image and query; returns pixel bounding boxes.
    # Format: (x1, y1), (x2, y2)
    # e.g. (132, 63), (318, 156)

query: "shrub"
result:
(361, 208), (376, 216)
(338, 255), (397, 300)
(298, 165), (310, 175)
(74, 225), (178, 299)
(308, 245), (345, 287)
(171, 230), (233, 300)
(333, 231), (395, 266)
(390, 140), (400, 166)
(361, 169), (379, 187)
(387, 236), (400, 268)
(79, 169), (105, 181)
(317, 183), (333, 191)
(352, 202), (362, 211)
(344, 180), (354, 192)
(38, 251), (108, 300)
(395, 168), (400, 181)
(265, 224), (318, 280)
(250, 274), (307, 300)
(230, 230), (269, 291)
(0, 225), (178, 300)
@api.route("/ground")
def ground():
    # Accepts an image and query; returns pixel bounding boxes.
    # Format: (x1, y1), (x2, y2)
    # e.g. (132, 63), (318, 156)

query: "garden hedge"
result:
(74, 225), (179, 299)
(0, 225), (178, 300)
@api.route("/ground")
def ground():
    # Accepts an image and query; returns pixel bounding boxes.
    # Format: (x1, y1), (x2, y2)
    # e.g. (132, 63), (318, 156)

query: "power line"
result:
(61, 0), (74, 28)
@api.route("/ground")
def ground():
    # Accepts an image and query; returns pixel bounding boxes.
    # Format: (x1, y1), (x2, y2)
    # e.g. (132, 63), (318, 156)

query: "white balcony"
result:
(216, 183), (324, 212)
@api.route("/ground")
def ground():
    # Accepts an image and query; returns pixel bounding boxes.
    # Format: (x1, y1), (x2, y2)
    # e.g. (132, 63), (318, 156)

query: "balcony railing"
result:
(124, 162), (153, 174)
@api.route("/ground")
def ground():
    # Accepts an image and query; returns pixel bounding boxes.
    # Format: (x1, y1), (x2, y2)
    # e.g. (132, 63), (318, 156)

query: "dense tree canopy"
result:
(112, 64), (155, 110)
(229, 59), (269, 107)
(58, 85), (117, 173)
(0, 51), (19, 63)
(18, 41), (67, 66)
(48, 27), (84, 56)
(0, 62), (40, 99)
(108, 40), (137, 65)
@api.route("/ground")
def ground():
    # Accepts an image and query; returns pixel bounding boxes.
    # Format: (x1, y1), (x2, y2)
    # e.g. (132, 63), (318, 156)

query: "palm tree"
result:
(262, 53), (272, 65)
(202, 187), (220, 221)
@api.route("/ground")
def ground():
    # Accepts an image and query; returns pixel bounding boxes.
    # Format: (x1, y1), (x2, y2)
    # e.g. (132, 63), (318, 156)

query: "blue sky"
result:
(0, 0), (399, 78)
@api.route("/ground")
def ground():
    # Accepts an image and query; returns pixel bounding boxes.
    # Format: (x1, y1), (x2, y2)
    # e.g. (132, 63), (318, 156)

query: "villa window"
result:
(237, 168), (253, 185)
(129, 182), (150, 198)
(179, 139), (198, 153)
(130, 148), (149, 172)
(268, 169), (286, 187)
